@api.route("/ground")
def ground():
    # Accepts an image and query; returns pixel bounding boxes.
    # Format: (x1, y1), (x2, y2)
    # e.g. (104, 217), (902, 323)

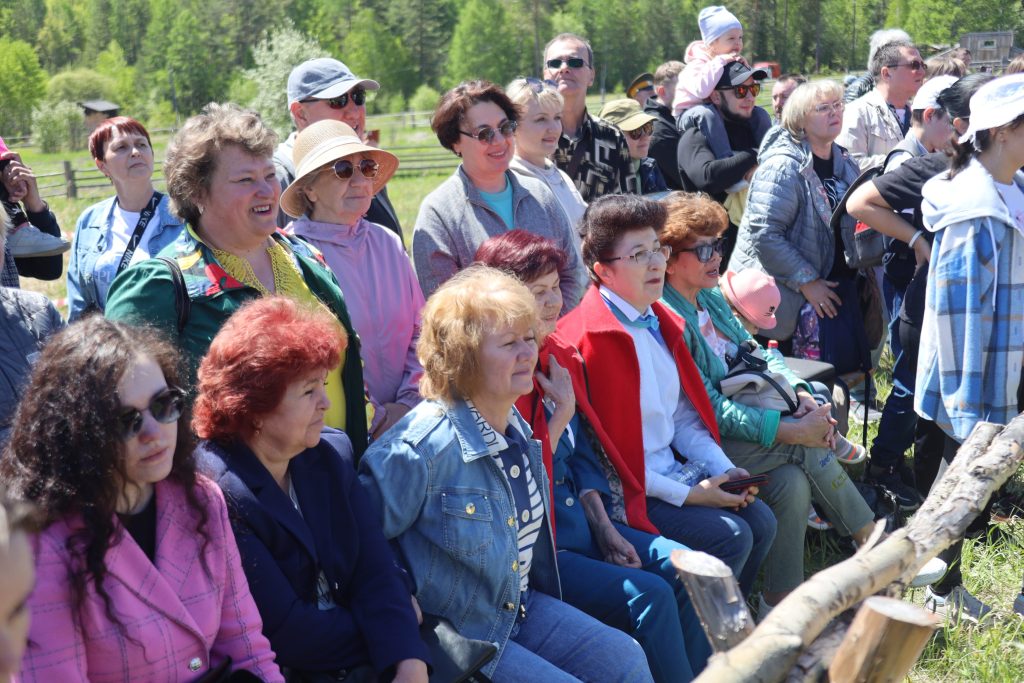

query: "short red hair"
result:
(474, 229), (567, 284)
(193, 297), (347, 443)
(88, 116), (152, 161)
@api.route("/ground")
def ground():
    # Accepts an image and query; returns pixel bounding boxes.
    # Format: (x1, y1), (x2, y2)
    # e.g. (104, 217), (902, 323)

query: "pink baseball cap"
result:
(720, 269), (780, 330)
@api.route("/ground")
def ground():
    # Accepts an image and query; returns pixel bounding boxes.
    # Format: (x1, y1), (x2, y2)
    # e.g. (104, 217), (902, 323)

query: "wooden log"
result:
(671, 549), (754, 652)
(785, 615), (852, 683)
(693, 415), (1024, 683)
(828, 597), (939, 683)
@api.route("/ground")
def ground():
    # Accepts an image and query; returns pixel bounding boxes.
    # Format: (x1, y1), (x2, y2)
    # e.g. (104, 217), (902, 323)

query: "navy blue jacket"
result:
(197, 429), (429, 677)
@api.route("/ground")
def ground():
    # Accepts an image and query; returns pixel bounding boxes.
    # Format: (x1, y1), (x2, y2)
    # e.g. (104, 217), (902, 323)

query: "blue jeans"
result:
(558, 523), (712, 682)
(491, 590), (654, 682)
(644, 497), (777, 597)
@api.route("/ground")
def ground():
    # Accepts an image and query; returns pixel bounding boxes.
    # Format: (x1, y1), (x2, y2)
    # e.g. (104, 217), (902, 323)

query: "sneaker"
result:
(1013, 593), (1024, 618)
(868, 464), (924, 512)
(834, 435), (868, 465)
(7, 224), (70, 258)
(807, 504), (833, 530)
(909, 556), (948, 588)
(925, 585), (994, 625)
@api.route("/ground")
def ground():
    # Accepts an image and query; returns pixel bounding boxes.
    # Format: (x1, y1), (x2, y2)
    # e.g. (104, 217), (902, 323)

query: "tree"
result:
(107, 0), (151, 64)
(35, 0), (85, 69)
(46, 68), (117, 104)
(95, 42), (140, 112)
(342, 7), (417, 102)
(0, 0), (46, 51)
(388, 0), (458, 88)
(243, 22), (326, 136)
(444, 0), (517, 88)
(0, 38), (48, 136)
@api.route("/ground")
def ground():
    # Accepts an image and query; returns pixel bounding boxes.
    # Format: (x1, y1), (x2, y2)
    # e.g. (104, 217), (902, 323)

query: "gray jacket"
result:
(727, 126), (860, 339)
(411, 166), (585, 308)
(1, 288), (64, 442)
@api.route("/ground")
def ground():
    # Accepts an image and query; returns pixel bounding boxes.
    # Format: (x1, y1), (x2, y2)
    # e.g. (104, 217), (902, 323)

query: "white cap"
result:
(912, 75), (957, 111)
(960, 74), (1024, 144)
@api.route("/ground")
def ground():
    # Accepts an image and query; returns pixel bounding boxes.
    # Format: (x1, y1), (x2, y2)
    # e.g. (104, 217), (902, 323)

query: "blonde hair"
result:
(164, 102), (278, 226)
(418, 265), (539, 403)
(506, 78), (564, 118)
(781, 80), (845, 141)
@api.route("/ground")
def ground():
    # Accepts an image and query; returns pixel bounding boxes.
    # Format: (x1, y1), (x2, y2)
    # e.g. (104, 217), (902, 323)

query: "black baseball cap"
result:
(716, 61), (769, 90)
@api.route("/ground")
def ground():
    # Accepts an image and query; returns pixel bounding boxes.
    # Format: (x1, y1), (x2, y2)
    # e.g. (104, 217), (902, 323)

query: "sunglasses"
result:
(677, 237), (726, 263)
(626, 121), (654, 140)
(301, 88), (366, 109)
(887, 60), (926, 72)
(118, 387), (186, 439)
(721, 83), (761, 99)
(545, 57), (589, 70)
(459, 119), (518, 144)
(330, 158), (380, 180)
(522, 76), (558, 93)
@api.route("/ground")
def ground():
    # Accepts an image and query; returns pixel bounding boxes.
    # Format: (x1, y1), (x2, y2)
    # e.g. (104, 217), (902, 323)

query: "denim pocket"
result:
(441, 489), (492, 558)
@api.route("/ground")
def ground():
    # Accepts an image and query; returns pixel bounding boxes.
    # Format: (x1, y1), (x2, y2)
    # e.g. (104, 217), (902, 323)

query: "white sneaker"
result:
(909, 556), (947, 588)
(807, 504), (833, 530)
(7, 224), (70, 258)
(925, 585), (994, 625)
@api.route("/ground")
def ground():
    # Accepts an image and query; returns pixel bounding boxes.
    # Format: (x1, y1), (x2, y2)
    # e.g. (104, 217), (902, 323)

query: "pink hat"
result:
(0, 137), (9, 155)
(720, 269), (780, 330)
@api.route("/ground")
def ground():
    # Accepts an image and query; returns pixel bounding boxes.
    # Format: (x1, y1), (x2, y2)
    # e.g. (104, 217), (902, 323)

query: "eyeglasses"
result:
(522, 76), (558, 93)
(603, 245), (671, 265)
(887, 60), (926, 72)
(118, 387), (186, 439)
(676, 237), (726, 263)
(626, 121), (655, 140)
(545, 57), (589, 70)
(330, 158), (380, 180)
(300, 88), (366, 109)
(459, 119), (518, 144)
(812, 101), (845, 115)
(721, 83), (761, 99)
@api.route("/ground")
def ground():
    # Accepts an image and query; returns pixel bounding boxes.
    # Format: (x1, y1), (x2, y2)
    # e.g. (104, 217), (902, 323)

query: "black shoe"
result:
(868, 464), (923, 512)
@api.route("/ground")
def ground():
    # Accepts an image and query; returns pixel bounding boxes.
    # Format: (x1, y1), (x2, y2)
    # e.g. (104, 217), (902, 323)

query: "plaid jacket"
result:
(916, 160), (1024, 442)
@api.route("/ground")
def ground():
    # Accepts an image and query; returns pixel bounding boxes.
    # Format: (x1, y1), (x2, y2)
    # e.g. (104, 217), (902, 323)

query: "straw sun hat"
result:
(280, 120), (398, 218)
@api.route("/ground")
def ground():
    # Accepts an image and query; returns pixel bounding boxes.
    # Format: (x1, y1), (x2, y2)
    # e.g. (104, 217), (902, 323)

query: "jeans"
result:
(558, 523), (712, 682)
(491, 590), (654, 682)
(645, 497), (776, 598)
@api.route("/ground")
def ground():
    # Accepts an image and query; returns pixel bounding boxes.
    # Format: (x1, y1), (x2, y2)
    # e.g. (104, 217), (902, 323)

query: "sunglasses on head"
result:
(722, 83), (761, 99)
(301, 88), (366, 109)
(330, 158), (380, 180)
(626, 121), (654, 140)
(459, 119), (518, 144)
(677, 237), (726, 263)
(545, 57), (589, 70)
(118, 387), (186, 439)
(522, 76), (558, 93)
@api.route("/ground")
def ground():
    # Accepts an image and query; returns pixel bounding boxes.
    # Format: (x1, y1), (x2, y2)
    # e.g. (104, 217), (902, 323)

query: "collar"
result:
(444, 399), (531, 462)
(290, 216), (366, 246)
(598, 284), (653, 322)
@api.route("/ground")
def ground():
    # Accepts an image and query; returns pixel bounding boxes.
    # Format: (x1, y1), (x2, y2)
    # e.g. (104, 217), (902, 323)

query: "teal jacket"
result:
(661, 283), (809, 448)
(105, 228), (368, 455)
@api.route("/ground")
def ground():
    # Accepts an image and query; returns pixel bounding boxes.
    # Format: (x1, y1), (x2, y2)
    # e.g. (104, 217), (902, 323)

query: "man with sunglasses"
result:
(543, 33), (636, 202)
(599, 99), (668, 195)
(677, 61), (771, 263)
(837, 40), (924, 171)
(273, 58), (404, 240)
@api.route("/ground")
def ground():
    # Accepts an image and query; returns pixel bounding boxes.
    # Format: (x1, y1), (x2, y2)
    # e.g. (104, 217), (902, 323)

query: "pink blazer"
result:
(18, 476), (284, 683)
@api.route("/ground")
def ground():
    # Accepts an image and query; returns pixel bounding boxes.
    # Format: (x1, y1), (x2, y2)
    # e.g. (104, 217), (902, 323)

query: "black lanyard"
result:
(116, 191), (163, 274)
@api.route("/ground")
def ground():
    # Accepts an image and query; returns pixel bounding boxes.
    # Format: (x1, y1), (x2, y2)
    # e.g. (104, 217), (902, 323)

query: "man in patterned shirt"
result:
(544, 33), (635, 201)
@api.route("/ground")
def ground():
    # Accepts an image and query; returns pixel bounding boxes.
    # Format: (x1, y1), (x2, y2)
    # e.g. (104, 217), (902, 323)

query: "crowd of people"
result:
(2, 5), (1024, 682)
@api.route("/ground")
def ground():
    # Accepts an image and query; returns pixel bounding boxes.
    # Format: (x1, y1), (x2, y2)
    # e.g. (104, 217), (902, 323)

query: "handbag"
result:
(719, 341), (800, 415)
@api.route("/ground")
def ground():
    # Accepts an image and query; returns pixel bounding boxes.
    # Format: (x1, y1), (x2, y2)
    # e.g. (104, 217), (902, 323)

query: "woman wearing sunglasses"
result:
(282, 120), (423, 439)
(105, 104), (370, 458)
(411, 80), (586, 307)
(1, 315), (283, 682)
(598, 99), (668, 195)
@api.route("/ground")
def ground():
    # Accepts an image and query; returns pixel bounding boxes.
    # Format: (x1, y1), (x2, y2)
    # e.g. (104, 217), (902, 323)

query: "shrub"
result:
(31, 101), (87, 153)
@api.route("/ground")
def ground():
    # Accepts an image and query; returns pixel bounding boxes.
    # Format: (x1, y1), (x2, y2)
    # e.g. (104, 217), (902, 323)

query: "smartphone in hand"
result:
(720, 474), (769, 493)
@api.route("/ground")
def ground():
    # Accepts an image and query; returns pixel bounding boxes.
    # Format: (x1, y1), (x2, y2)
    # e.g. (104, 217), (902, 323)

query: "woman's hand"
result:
(536, 356), (575, 446)
(776, 403), (836, 448)
(392, 658), (429, 683)
(685, 472), (753, 509)
(913, 237), (931, 270)
(792, 391), (819, 418)
(799, 278), (842, 319)
(594, 523), (642, 568)
(0, 152), (44, 212)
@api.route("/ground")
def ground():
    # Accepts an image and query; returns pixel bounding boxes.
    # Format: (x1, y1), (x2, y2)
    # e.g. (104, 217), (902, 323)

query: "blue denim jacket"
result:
(67, 194), (184, 320)
(358, 399), (560, 677)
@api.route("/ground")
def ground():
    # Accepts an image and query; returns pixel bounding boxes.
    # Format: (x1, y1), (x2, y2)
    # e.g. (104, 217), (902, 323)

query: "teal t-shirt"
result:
(479, 177), (515, 229)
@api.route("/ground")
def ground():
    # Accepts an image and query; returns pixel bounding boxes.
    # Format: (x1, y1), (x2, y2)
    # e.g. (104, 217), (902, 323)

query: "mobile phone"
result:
(720, 474), (769, 493)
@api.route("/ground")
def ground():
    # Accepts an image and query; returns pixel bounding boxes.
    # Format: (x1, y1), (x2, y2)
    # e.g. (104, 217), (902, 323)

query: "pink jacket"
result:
(18, 477), (284, 683)
(673, 41), (746, 115)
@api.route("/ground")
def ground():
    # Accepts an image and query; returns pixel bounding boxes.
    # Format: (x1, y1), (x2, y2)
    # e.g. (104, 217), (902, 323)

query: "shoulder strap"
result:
(156, 256), (190, 333)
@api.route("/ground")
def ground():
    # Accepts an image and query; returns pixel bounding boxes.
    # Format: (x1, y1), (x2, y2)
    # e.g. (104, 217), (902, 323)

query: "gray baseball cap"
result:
(287, 58), (380, 104)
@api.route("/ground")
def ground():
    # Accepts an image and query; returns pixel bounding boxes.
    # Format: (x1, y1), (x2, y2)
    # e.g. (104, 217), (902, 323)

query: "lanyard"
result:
(116, 191), (163, 274)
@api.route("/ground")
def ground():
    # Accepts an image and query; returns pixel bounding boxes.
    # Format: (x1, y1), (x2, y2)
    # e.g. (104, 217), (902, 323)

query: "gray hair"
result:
(781, 80), (845, 141)
(867, 29), (912, 70)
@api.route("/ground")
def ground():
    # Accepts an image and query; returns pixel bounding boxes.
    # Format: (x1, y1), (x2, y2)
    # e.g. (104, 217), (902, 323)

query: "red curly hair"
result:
(192, 296), (346, 443)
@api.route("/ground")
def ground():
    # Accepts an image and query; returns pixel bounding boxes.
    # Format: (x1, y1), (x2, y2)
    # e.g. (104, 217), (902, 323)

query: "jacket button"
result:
(465, 502), (476, 515)
(188, 657), (202, 672)
(504, 602), (515, 611)
(512, 560), (519, 572)
(565, 497), (575, 507)
(507, 516), (515, 527)
(510, 465), (521, 478)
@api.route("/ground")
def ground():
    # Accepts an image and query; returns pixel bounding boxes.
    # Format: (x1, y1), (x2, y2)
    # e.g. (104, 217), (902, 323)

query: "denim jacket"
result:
(357, 399), (560, 677)
(67, 194), (184, 320)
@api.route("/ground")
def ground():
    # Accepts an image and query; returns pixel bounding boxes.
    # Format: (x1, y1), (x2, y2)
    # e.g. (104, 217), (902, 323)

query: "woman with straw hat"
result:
(283, 120), (423, 439)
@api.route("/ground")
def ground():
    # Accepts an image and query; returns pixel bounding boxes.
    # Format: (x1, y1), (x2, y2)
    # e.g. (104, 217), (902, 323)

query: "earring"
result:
(197, 204), (205, 215)
(253, 421), (262, 438)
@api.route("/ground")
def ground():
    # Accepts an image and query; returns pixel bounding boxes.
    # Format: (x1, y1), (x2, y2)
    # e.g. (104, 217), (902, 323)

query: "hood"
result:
(921, 159), (1016, 233)
(684, 40), (709, 64)
(757, 125), (808, 167)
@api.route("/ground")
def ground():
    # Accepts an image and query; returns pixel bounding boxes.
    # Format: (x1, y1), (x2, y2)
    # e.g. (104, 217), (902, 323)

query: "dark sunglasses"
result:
(546, 57), (589, 70)
(459, 119), (518, 144)
(331, 158), (380, 180)
(722, 83), (761, 99)
(626, 121), (655, 140)
(887, 60), (925, 72)
(677, 237), (726, 263)
(301, 88), (366, 109)
(118, 387), (186, 439)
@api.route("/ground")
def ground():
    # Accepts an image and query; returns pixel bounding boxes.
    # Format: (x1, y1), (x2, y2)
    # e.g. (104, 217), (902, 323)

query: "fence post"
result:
(63, 161), (77, 199)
